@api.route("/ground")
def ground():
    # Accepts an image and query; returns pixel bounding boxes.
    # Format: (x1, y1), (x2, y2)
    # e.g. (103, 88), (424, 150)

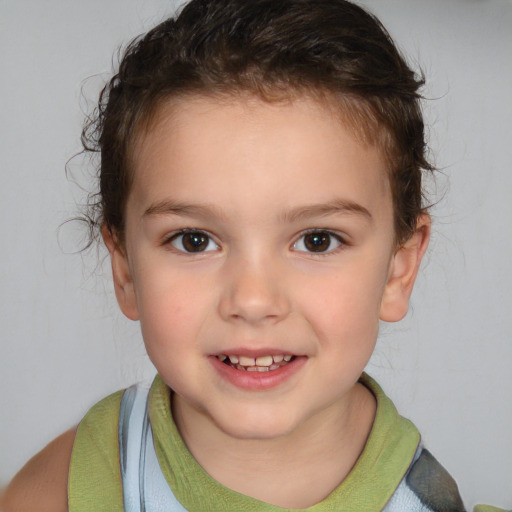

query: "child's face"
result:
(109, 94), (422, 441)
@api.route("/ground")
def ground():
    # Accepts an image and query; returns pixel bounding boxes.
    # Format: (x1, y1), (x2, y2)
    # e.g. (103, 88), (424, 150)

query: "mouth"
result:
(216, 353), (295, 372)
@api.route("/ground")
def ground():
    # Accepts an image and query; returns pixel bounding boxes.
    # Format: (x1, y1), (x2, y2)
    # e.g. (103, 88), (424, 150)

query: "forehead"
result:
(128, 94), (392, 222)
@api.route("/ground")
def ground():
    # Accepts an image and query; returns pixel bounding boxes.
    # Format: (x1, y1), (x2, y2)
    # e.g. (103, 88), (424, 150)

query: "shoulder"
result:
(406, 448), (465, 511)
(384, 447), (466, 512)
(67, 389), (125, 511)
(69, 389), (124, 474)
(0, 427), (76, 512)
(0, 388), (126, 512)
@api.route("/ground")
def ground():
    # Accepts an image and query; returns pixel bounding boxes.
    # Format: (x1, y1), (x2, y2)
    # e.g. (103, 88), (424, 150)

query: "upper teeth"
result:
(218, 354), (293, 367)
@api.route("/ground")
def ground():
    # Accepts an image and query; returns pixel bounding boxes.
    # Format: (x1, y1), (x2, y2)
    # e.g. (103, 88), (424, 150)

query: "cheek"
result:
(298, 266), (385, 343)
(134, 269), (211, 352)
(136, 282), (210, 391)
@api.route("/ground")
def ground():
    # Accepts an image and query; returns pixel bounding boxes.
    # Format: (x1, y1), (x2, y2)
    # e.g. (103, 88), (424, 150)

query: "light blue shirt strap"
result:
(119, 383), (146, 511)
(119, 382), (188, 512)
(141, 415), (188, 511)
(384, 477), (434, 511)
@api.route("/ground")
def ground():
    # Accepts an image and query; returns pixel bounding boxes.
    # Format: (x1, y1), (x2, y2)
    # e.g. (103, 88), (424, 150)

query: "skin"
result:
(0, 428), (75, 512)
(1, 94), (429, 510)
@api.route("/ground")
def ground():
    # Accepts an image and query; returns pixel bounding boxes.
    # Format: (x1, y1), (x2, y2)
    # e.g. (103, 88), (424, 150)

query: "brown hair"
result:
(82, 0), (433, 247)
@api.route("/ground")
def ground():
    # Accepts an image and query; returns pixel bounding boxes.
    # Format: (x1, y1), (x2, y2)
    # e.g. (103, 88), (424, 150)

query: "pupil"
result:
(305, 232), (330, 252)
(183, 232), (208, 252)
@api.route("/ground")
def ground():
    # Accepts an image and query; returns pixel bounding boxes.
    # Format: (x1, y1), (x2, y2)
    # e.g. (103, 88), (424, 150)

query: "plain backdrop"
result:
(1, 0), (511, 508)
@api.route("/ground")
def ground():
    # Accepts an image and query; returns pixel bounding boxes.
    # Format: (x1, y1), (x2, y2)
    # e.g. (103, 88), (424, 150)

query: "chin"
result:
(214, 410), (301, 441)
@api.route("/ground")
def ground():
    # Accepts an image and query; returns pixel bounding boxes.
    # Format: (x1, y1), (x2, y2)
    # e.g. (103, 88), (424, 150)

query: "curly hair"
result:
(82, 0), (433, 247)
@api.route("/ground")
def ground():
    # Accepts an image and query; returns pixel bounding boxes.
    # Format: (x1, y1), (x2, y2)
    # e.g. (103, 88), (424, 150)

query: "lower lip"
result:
(210, 356), (307, 391)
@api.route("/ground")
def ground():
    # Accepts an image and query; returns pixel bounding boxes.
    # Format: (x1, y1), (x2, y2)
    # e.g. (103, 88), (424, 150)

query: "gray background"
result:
(1, 0), (511, 508)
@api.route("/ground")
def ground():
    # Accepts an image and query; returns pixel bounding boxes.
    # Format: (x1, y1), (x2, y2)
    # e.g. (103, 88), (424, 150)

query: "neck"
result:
(172, 383), (376, 508)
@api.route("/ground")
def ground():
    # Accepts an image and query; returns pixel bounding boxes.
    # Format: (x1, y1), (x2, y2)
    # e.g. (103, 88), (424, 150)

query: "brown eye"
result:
(170, 230), (218, 253)
(293, 231), (342, 253)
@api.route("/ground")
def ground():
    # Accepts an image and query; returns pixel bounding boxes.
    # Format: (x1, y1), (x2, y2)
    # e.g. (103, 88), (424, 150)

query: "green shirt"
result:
(68, 374), (501, 511)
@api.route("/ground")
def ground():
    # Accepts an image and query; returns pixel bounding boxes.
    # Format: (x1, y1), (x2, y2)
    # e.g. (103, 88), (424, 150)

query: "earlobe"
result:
(102, 225), (139, 321)
(379, 215), (431, 322)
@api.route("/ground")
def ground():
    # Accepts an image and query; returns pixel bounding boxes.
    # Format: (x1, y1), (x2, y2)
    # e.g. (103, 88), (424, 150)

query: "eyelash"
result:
(162, 228), (347, 255)
(292, 229), (347, 256)
(164, 229), (219, 254)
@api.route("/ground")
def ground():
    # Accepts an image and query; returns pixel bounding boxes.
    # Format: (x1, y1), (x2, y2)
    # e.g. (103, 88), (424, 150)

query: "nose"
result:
(218, 255), (291, 325)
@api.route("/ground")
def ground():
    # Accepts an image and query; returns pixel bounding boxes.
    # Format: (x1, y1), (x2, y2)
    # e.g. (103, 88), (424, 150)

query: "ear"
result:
(379, 214), (431, 322)
(102, 224), (139, 321)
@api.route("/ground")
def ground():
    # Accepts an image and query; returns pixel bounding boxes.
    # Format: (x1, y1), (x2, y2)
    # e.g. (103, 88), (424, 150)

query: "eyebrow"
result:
(143, 198), (372, 223)
(280, 199), (373, 224)
(143, 200), (227, 220)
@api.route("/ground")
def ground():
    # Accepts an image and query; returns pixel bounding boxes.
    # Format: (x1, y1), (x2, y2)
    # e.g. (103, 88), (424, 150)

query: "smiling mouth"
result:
(216, 354), (295, 372)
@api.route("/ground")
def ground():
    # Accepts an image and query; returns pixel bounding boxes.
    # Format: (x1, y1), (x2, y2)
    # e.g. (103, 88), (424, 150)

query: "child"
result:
(0, 0), (506, 511)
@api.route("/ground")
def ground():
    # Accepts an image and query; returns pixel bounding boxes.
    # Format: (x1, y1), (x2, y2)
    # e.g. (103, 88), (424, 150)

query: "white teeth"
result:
(246, 366), (270, 372)
(256, 355), (273, 366)
(238, 356), (256, 366)
(220, 353), (295, 370)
